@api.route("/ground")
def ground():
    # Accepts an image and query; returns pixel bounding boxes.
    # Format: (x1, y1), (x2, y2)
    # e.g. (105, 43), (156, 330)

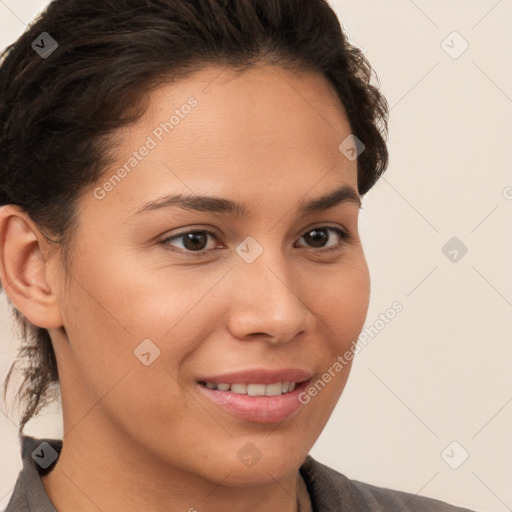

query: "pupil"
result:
(184, 232), (207, 250)
(306, 229), (327, 247)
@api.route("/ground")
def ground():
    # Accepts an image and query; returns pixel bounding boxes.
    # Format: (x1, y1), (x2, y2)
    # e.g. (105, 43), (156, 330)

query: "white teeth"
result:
(202, 381), (299, 396)
(265, 382), (283, 396)
(247, 383), (266, 396)
(230, 383), (247, 394)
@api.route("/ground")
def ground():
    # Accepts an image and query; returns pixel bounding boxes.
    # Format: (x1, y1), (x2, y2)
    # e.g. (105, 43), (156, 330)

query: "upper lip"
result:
(198, 368), (312, 385)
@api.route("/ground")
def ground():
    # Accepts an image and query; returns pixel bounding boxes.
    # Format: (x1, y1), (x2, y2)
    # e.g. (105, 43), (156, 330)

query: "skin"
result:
(0, 63), (370, 511)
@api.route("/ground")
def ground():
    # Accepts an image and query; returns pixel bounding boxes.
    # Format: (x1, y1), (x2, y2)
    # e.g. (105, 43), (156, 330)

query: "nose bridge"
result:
(227, 239), (314, 343)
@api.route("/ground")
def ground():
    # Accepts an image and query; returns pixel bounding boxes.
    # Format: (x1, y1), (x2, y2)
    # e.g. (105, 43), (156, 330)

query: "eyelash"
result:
(161, 226), (350, 256)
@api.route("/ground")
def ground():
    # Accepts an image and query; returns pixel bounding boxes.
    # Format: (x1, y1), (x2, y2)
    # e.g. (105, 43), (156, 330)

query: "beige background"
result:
(1, 1), (511, 510)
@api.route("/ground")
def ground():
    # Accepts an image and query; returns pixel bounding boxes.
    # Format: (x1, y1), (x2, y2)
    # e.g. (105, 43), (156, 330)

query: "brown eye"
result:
(162, 225), (349, 256)
(296, 227), (348, 251)
(163, 229), (219, 253)
(304, 228), (329, 248)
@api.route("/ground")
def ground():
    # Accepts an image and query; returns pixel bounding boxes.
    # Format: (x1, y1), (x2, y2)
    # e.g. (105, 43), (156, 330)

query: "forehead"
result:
(144, 63), (351, 147)
(94, 63), (358, 216)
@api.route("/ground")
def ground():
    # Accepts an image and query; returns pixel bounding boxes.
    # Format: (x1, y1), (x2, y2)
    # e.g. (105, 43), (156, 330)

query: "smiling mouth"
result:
(197, 381), (299, 396)
(196, 377), (312, 423)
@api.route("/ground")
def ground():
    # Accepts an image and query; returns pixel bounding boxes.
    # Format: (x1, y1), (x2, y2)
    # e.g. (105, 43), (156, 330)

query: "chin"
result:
(216, 460), (301, 488)
(205, 442), (308, 487)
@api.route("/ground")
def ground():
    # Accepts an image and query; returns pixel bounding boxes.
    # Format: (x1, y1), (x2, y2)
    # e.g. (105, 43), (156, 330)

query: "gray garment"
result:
(5, 435), (476, 512)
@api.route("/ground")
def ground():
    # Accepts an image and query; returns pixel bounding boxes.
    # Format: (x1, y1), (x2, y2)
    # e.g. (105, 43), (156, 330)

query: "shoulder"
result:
(4, 473), (30, 512)
(300, 455), (477, 512)
(4, 435), (61, 512)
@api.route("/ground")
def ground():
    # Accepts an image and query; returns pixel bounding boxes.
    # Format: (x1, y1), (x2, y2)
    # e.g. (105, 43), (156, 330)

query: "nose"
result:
(226, 248), (316, 345)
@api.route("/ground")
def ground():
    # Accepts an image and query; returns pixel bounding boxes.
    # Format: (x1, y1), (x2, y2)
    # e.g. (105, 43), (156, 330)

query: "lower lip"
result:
(196, 381), (310, 423)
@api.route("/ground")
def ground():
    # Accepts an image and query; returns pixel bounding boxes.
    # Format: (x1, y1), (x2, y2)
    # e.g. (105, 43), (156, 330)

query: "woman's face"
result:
(50, 64), (370, 485)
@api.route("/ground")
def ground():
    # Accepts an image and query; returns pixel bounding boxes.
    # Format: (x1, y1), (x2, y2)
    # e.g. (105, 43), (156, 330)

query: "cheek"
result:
(293, 257), (370, 432)
(308, 255), (371, 351)
(57, 251), (228, 388)
(57, 269), (209, 449)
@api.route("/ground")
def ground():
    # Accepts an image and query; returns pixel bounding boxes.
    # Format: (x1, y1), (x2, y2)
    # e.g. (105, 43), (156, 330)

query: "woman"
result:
(0, 1), (476, 510)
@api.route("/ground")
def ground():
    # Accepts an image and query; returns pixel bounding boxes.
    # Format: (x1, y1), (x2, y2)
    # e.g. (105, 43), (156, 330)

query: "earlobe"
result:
(0, 205), (63, 329)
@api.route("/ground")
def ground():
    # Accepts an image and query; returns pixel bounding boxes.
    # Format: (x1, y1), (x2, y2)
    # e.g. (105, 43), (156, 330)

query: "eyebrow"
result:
(133, 184), (361, 218)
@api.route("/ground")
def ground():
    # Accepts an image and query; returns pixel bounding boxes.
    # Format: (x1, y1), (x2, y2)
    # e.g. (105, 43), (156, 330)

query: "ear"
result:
(0, 205), (63, 329)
